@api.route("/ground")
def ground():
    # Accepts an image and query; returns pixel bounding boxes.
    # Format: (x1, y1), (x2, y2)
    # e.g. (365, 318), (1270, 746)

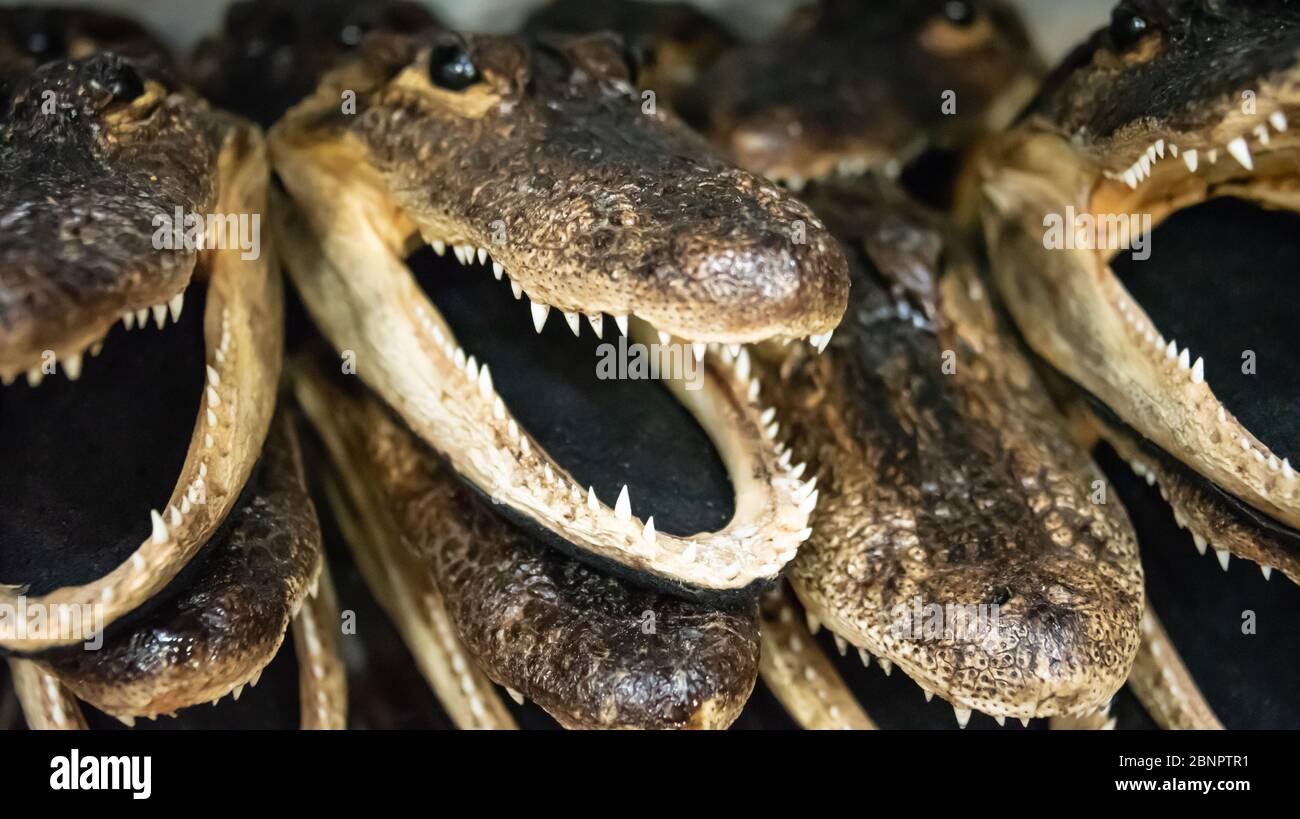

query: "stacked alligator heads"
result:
(0, 6), (342, 728)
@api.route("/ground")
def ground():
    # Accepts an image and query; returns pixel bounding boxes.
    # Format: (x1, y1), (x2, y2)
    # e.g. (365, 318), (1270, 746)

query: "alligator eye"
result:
(943, 0), (977, 27)
(108, 64), (146, 105)
(428, 43), (479, 91)
(1109, 5), (1149, 52)
(990, 586), (1012, 606)
(339, 23), (367, 48)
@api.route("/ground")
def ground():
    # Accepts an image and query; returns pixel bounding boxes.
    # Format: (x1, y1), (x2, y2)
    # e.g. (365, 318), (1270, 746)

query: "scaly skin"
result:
(685, 0), (1042, 187)
(979, 0), (1300, 570)
(758, 178), (1144, 723)
(295, 359), (762, 730)
(271, 30), (847, 594)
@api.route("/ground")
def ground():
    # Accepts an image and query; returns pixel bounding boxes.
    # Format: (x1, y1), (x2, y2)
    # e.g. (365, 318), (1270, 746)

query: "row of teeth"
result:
(1106, 111), (1288, 189)
(412, 272), (816, 577)
(769, 155), (895, 193)
(440, 239), (835, 354)
(0, 292), (186, 388)
(1115, 293), (1295, 493)
(799, 610), (1093, 729)
(1128, 457), (1276, 580)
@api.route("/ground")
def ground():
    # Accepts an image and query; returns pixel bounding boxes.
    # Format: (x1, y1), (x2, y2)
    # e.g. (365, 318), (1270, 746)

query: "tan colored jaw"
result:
(6, 658), (86, 730)
(981, 122), (1300, 535)
(0, 126), (281, 652)
(292, 561), (348, 731)
(271, 134), (815, 593)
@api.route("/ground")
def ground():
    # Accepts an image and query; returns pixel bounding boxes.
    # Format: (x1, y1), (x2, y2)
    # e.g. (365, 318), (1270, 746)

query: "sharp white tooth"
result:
(614, 314), (629, 336)
(492, 261), (504, 280)
(167, 505), (182, 527)
(1123, 168), (1138, 189)
(691, 342), (706, 362)
(790, 462), (806, 480)
(431, 240), (446, 256)
(510, 280), (523, 300)
(493, 396), (505, 420)
(1169, 143), (1179, 157)
(150, 508), (168, 544)
(563, 311), (581, 337)
(477, 246), (488, 265)
(760, 408), (777, 425)
(787, 174), (805, 192)
(833, 634), (847, 656)
(586, 313), (603, 338)
(878, 658), (893, 676)
(587, 487), (599, 512)
(530, 300), (550, 333)
(1138, 153), (1152, 176)
(1192, 533), (1208, 555)
(207, 386), (221, 407)
(747, 379), (760, 402)
(1019, 717), (1031, 728)
(1165, 339), (1178, 359)
(26, 367), (44, 387)
(858, 648), (871, 667)
(1255, 124), (1271, 145)
(1207, 148), (1218, 163)
(1177, 348), (1190, 369)
(477, 364), (493, 399)
(135, 308), (149, 327)
(1154, 139), (1165, 158)
(150, 303), (166, 329)
(1270, 111), (1288, 132)
(1261, 565), (1274, 581)
(642, 517), (656, 544)
(1183, 149), (1199, 173)
(1284, 459), (1294, 479)
(1226, 137), (1252, 170)
(1216, 549), (1231, 571)
(1146, 145), (1157, 163)
(657, 330), (671, 346)
(796, 527), (812, 542)
(506, 687), (525, 706)
(123, 311), (136, 331)
(994, 715), (1006, 727)
(168, 292), (184, 323)
(954, 707), (972, 729)
(452, 245), (466, 264)
(1191, 357), (1204, 384)
(805, 612), (821, 634)
(614, 485), (631, 522)
(63, 353), (83, 380)
(735, 348), (751, 381)
(453, 348), (465, 369)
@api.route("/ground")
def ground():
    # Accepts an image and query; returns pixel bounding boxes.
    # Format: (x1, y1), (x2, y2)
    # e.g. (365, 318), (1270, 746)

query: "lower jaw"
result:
(1082, 390), (1300, 583)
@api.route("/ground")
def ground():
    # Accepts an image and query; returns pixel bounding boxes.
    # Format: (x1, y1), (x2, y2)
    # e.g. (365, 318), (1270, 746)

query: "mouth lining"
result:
(412, 246), (735, 537)
(0, 281), (205, 596)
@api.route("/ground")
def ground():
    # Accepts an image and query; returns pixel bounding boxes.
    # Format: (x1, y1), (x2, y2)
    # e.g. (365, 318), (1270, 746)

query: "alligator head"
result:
(980, 0), (1300, 583)
(755, 177), (1144, 723)
(270, 30), (848, 597)
(0, 4), (170, 77)
(0, 48), (284, 653)
(523, 0), (736, 110)
(684, 0), (1042, 189)
(191, 0), (440, 127)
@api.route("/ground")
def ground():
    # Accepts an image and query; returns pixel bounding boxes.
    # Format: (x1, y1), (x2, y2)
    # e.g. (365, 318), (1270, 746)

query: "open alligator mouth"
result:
(271, 30), (849, 596)
(980, 1), (1300, 581)
(0, 53), (282, 651)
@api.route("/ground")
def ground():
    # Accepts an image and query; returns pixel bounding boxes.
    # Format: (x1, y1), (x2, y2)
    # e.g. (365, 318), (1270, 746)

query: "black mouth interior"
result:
(1111, 196), (1299, 466)
(0, 283), (207, 596)
(410, 246), (734, 537)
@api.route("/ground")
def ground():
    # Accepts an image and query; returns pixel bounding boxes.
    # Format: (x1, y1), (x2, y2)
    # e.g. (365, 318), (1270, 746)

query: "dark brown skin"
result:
(762, 178), (1144, 721)
(0, 5), (171, 78)
(35, 410), (323, 721)
(979, 0), (1300, 574)
(190, 0), (440, 127)
(272, 30), (848, 343)
(296, 363), (761, 730)
(0, 53), (226, 379)
(523, 0), (736, 110)
(684, 0), (1042, 187)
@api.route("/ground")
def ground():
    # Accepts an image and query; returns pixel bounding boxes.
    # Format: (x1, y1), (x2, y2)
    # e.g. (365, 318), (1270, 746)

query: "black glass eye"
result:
(428, 42), (479, 91)
(990, 586), (1012, 606)
(108, 64), (145, 105)
(339, 22), (367, 48)
(943, 0), (977, 27)
(1110, 5), (1149, 51)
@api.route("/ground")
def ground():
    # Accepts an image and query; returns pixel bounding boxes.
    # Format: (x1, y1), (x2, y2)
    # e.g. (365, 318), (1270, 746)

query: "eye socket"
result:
(107, 64), (146, 105)
(428, 42), (480, 91)
(1109, 5), (1150, 52)
(942, 0), (977, 27)
(24, 27), (65, 58)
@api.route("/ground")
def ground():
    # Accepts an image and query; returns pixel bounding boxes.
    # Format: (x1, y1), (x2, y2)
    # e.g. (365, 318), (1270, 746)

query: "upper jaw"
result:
(980, 113), (1300, 533)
